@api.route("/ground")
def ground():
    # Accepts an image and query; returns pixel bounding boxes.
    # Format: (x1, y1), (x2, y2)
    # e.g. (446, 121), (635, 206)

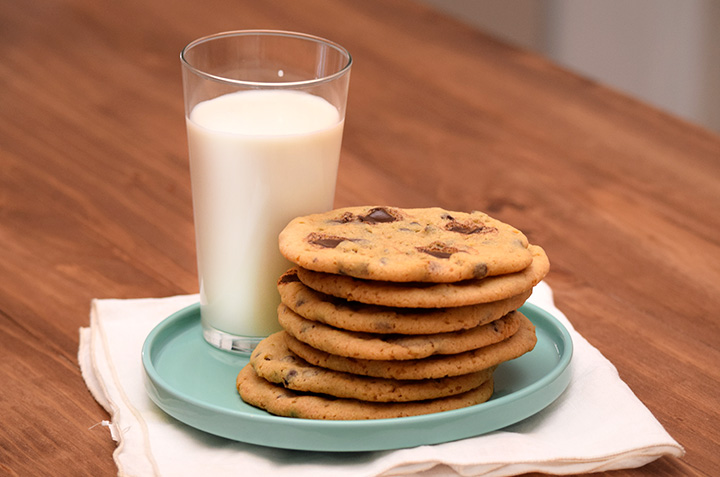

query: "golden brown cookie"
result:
(295, 244), (549, 308)
(277, 268), (532, 334)
(284, 312), (537, 380)
(249, 332), (495, 402)
(278, 206), (532, 283)
(278, 304), (522, 360)
(237, 364), (494, 420)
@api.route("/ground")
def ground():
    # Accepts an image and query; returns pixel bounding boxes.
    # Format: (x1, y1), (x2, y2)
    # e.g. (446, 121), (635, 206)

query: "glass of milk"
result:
(180, 31), (351, 353)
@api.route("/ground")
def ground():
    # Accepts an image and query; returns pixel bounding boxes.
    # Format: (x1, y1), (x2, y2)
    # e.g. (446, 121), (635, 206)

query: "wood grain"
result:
(1, 0), (718, 475)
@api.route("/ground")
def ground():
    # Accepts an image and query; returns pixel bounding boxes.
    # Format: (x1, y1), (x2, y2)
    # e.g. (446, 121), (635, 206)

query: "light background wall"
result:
(419, 0), (720, 134)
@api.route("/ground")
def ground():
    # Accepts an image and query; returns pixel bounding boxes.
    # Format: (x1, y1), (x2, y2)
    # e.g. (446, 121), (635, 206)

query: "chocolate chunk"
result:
(278, 270), (301, 284)
(417, 242), (459, 259)
(473, 263), (488, 279)
(359, 207), (399, 223)
(283, 369), (298, 385)
(329, 207), (400, 225)
(306, 232), (351, 249)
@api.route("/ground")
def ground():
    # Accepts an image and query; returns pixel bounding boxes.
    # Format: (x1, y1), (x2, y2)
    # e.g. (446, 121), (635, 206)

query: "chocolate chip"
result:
(417, 242), (459, 259)
(306, 232), (351, 248)
(359, 207), (399, 223)
(329, 207), (401, 225)
(473, 263), (488, 279)
(278, 270), (301, 284)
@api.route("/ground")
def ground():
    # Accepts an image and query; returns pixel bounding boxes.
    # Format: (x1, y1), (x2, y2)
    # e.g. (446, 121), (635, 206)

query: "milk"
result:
(187, 90), (343, 337)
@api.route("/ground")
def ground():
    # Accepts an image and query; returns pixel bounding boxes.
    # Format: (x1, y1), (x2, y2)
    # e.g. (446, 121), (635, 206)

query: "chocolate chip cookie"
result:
(295, 244), (549, 308)
(278, 304), (522, 360)
(277, 268), (531, 334)
(278, 206), (532, 283)
(249, 331), (495, 402)
(284, 311), (537, 380)
(237, 364), (494, 420)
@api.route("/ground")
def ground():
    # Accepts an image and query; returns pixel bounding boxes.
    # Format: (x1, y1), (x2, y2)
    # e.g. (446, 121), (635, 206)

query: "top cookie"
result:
(278, 206), (532, 283)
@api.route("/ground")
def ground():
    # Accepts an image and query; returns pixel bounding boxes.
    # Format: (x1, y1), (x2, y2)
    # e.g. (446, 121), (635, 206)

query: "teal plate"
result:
(142, 303), (573, 452)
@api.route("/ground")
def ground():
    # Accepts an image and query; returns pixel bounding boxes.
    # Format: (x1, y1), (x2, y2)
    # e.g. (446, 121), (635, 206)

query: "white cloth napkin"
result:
(78, 281), (683, 477)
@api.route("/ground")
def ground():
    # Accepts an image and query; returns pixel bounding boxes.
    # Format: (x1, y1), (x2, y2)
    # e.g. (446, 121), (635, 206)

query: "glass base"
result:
(202, 324), (264, 354)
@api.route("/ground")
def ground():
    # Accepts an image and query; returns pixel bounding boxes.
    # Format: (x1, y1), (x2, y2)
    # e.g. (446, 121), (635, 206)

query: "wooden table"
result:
(1, 0), (718, 475)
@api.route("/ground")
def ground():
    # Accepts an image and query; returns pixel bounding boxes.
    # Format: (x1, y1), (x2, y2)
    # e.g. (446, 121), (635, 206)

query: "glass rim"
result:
(180, 29), (352, 88)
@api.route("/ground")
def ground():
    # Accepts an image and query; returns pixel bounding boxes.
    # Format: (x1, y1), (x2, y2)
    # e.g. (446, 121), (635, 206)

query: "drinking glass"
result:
(181, 30), (352, 353)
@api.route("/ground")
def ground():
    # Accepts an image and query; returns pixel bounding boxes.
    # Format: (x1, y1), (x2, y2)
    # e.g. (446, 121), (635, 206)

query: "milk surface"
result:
(187, 90), (343, 336)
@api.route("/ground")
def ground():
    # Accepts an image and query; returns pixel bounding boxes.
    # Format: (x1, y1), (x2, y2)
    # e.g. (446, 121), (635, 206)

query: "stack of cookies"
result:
(236, 206), (550, 420)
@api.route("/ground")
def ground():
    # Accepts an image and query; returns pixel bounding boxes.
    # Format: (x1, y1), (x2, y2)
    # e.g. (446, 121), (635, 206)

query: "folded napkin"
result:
(79, 281), (683, 477)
